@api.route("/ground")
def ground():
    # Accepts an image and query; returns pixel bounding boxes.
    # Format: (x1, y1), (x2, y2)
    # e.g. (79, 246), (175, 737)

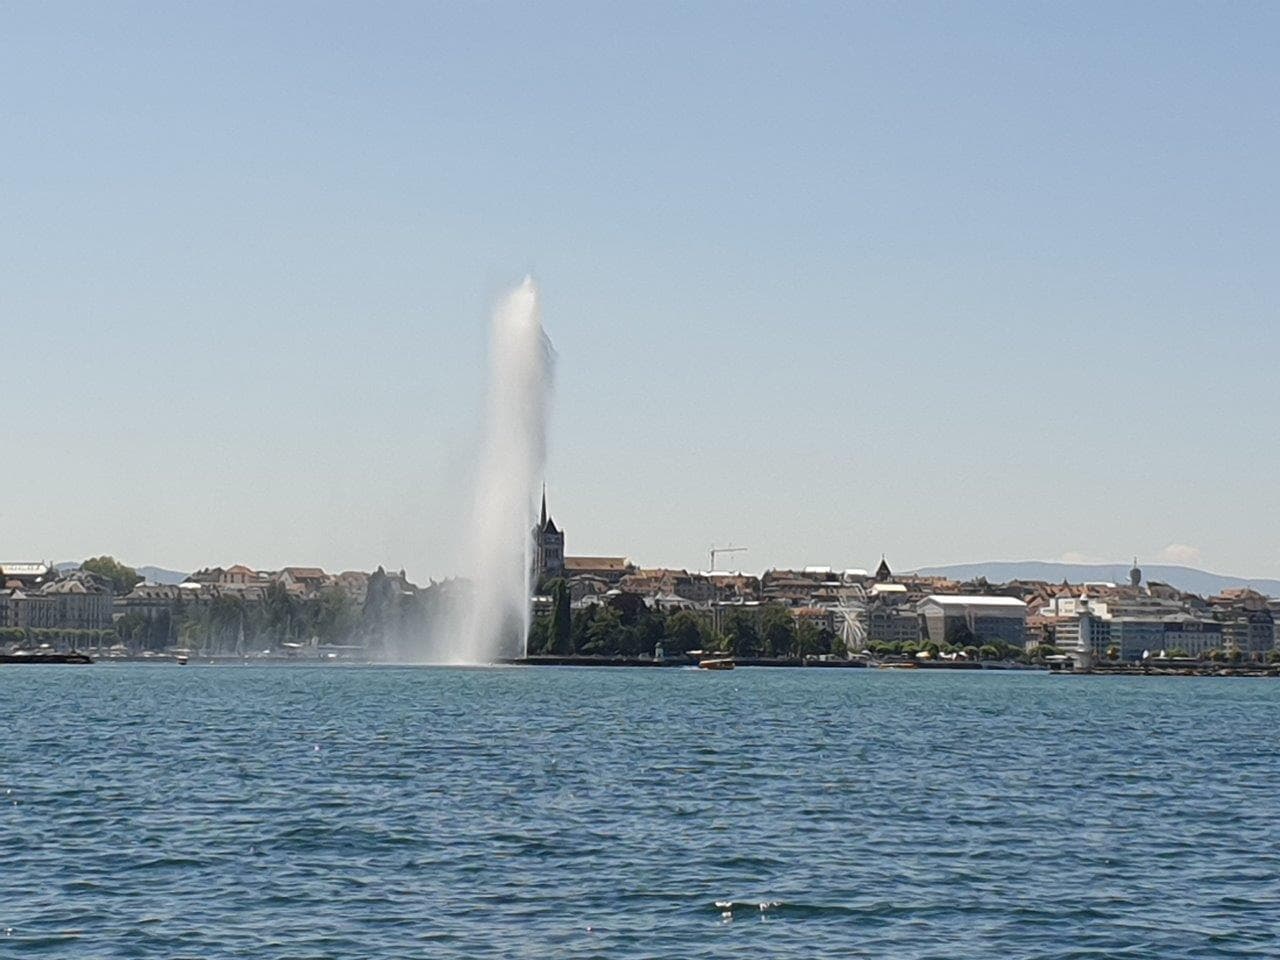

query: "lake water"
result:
(2, 665), (1278, 958)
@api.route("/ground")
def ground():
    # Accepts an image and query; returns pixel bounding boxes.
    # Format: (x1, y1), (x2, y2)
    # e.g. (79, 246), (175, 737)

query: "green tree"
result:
(114, 612), (149, 651)
(635, 607), (666, 658)
(761, 604), (796, 658)
(80, 556), (141, 596)
(724, 611), (762, 658)
(313, 587), (359, 646)
(794, 621), (822, 658)
(262, 581), (297, 645)
(526, 615), (551, 654)
(569, 605), (597, 655)
(548, 579), (572, 655)
(664, 610), (710, 655)
(583, 604), (624, 655)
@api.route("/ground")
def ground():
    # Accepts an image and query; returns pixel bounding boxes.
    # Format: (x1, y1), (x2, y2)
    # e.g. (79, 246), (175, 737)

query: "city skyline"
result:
(5, 3), (1279, 578)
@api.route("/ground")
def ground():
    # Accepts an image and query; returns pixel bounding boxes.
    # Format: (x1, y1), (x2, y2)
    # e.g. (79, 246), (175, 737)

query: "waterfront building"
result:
(1, 572), (114, 634)
(1047, 594), (1225, 662)
(116, 583), (183, 619)
(1207, 588), (1274, 656)
(866, 599), (921, 645)
(1107, 615), (1172, 660)
(917, 595), (1027, 647)
(1051, 605), (1111, 661)
(1159, 615), (1224, 658)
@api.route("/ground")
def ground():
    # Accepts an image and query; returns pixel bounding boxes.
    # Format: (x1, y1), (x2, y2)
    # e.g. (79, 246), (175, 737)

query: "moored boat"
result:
(0, 652), (94, 664)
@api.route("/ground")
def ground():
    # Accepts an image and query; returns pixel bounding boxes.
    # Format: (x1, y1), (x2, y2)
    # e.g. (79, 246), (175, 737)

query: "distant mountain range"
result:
(913, 561), (1280, 598)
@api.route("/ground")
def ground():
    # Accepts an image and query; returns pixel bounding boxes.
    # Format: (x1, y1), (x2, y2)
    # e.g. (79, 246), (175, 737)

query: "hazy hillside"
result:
(913, 561), (1280, 598)
(137, 565), (189, 585)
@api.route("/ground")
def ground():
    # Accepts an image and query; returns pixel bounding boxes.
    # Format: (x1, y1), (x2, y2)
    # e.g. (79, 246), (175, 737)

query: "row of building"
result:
(533, 502), (1280, 659)
(0, 565), (115, 632)
(6, 517), (1279, 662)
(0, 561), (412, 645)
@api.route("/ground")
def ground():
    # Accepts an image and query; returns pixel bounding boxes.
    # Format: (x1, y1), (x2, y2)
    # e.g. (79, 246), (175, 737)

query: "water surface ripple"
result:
(2, 666), (1278, 958)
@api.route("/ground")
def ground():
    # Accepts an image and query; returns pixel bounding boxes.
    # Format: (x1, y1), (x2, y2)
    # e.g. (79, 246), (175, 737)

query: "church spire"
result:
(540, 484), (548, 528)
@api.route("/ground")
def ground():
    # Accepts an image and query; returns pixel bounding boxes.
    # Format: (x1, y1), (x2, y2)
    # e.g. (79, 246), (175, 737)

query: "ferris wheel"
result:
(834, 583), (868, 656)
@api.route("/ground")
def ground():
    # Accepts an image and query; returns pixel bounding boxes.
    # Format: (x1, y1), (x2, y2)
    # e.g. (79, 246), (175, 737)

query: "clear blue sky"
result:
(3, 2), (1278, 579)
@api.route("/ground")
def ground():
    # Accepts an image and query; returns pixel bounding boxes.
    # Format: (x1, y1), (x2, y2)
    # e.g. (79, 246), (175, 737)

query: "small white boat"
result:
(698, 658), (735, 671)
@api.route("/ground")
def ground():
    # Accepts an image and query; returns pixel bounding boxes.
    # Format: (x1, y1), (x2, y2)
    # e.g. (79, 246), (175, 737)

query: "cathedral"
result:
(533, 488), (564, 582)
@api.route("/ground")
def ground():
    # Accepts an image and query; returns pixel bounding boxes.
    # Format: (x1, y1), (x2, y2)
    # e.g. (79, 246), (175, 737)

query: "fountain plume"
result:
(436, 277), (554, 663)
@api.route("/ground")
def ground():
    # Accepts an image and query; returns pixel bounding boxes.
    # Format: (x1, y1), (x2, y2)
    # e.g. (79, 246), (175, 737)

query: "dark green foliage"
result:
(664, 610), (710, 655)
(80, 556), (142, 597)
(760, 604), (795, 658)
(526, 616), (551, 654)
(724, 610), (763, 658)
(548, 579), (572, 655)
(529, 603), (721, 659)
(582, 604), (624, 654)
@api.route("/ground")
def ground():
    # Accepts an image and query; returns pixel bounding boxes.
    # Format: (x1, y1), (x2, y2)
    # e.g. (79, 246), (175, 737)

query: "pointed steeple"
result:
(875, 555), (892, 582)
(540, 484), (548, 529)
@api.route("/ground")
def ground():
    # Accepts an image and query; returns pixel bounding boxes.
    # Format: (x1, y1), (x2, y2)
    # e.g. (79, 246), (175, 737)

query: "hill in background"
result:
(914, 561), (1280, 598)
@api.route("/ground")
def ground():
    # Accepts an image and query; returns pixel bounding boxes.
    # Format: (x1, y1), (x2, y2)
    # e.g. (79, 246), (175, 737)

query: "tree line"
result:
(527, 580), (845, 659)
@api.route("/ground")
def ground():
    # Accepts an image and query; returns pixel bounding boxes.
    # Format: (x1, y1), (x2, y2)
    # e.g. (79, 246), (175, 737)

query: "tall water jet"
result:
(444, 277), (554, 663)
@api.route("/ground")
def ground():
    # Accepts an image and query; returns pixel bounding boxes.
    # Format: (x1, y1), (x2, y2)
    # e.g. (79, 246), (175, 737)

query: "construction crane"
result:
(708, 545), (747, 572)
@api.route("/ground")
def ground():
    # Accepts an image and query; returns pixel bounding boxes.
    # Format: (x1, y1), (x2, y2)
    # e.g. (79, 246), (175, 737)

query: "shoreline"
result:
(5, 653), (1278, 677)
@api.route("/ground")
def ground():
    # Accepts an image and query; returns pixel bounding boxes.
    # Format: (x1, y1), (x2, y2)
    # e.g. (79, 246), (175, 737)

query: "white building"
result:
(917, 595), (1027, 647)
